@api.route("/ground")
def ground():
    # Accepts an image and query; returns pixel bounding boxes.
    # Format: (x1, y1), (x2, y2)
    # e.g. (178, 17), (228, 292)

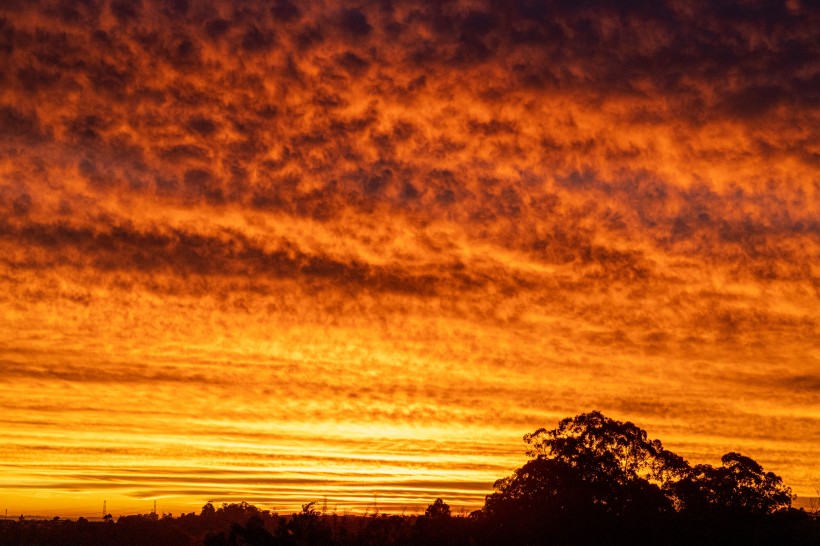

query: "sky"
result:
(0, 0), (818, 518)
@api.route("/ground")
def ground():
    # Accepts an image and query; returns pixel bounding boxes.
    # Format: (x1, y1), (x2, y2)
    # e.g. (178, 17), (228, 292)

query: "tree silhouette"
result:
(424, 498), (451, 520)
(479, 411), (799, 545)
(414, 498), (463, 546)
(277, 501), (331, 546)
(673, 452), (793, 515)
(511, 411), (687, 514)
(201, 502), (216, 518)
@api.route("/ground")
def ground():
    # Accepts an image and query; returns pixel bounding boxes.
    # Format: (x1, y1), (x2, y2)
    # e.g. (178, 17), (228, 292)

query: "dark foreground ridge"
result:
(3, 412), (819, 545)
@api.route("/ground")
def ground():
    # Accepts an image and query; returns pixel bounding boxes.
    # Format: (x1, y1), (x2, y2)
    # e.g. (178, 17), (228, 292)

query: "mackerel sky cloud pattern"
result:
(0, 0), (818, 515)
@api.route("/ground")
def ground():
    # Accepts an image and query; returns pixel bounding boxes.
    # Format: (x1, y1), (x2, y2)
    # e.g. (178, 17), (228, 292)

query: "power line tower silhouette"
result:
(153, 500), (157, 516)
(102, 500), (106, 520)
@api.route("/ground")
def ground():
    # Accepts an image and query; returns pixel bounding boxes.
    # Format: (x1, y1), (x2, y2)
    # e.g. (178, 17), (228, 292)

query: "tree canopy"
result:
(479, 411), (796, 545)
(672, 451), (793, 514)
(424, 498), (451, 520)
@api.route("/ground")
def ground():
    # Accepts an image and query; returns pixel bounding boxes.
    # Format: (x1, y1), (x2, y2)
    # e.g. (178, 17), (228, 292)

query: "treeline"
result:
(2, 412), (818, 545)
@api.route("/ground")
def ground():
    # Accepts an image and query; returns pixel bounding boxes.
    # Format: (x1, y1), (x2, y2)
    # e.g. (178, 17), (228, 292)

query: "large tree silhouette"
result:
(479, 411), (796, 545)
(672, 452), (792, 514)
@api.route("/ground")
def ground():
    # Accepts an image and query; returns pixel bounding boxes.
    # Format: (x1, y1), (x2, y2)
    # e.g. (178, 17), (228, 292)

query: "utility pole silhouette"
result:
(153, 500), (157, 516)
(102, 500), (106, 521)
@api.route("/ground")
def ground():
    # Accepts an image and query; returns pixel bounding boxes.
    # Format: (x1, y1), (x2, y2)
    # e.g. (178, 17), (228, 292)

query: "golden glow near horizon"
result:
(0, 0), (818, 517)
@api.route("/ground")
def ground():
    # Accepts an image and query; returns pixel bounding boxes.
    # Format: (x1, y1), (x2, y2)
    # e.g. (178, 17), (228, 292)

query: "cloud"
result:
(338, 8), (372, 37)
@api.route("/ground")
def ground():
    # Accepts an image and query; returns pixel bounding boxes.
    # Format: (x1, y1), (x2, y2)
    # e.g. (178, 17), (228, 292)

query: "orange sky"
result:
(0, 0), (818, 518)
